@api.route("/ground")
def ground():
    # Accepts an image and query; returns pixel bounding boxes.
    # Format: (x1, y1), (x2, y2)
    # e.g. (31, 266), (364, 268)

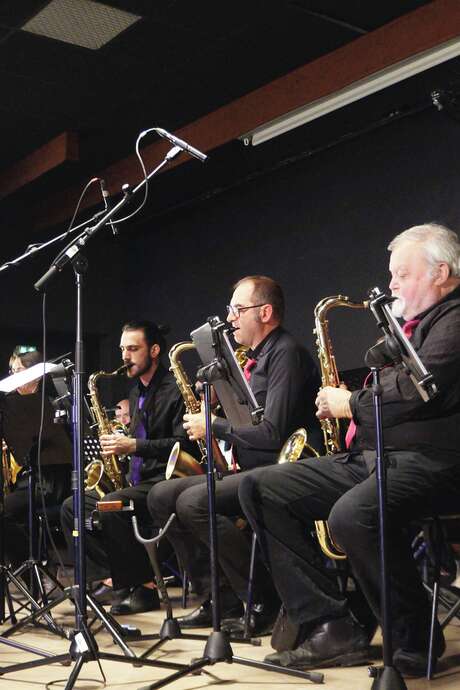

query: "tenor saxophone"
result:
(85, 364), (129, 498)
(166, 341), (228, 479)
(313, 295), (368, 559)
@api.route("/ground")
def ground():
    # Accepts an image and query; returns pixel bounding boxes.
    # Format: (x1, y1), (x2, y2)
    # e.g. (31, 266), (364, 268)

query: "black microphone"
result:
(153, 128), (207, 162)
(100, 179), (119, 236)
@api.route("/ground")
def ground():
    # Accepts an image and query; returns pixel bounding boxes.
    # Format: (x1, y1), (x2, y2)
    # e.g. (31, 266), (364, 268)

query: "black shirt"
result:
(212, 326), (322, 470)
(350, 285), (460, 465)
(129, 362), (197, 481)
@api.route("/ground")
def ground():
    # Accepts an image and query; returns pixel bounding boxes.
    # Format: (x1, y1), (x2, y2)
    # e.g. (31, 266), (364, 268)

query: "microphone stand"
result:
(0, 145), (196, 688)
(366, 287), (437, 690)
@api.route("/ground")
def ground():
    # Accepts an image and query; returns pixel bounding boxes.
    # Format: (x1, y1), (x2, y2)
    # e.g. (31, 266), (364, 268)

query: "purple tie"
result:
(130, 393), (145, 485)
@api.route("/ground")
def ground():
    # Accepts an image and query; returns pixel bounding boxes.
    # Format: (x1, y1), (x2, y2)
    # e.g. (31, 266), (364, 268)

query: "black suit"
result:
(148, 327), (322, 603)
(239, 287), (460, 653)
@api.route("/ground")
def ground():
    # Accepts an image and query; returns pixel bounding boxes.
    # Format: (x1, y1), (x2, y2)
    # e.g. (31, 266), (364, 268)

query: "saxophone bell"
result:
(165, 441), (206, 480)
(277, 428), (319, 463)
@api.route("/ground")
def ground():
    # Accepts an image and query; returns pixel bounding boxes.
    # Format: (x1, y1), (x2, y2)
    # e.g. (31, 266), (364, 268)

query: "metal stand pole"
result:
(368, 367), (407, 690)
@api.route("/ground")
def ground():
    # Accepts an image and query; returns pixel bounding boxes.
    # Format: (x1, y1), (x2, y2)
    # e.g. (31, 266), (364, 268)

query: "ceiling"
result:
(1, 0), (460, 236)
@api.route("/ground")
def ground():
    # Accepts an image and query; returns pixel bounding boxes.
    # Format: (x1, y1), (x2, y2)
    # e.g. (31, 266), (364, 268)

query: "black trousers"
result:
(60, 480), (159, 589)
(238, 451), (460, 652)
(148, 472), (278, 604)
(3, 465), (71, 570)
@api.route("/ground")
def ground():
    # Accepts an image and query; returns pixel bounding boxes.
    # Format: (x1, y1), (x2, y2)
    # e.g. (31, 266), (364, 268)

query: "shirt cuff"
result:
(212, 416), (233, 441)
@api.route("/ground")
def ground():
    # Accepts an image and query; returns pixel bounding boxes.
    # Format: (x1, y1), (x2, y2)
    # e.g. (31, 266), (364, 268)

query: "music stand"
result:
(138, 316), (324, 690)
(0, 379), (72, 633)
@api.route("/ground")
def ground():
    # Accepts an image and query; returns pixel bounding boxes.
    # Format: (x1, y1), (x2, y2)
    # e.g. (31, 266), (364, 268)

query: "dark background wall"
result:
(2, 105), (460, 401)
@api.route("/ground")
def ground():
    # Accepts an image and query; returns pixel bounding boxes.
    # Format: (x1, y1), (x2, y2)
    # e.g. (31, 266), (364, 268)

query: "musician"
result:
(148, 275), (322, 635)
(2, 348), (71, 571)
(60, 320), (196, 614)
(114, 398), (130, 427)
(239, 223), (460, 675)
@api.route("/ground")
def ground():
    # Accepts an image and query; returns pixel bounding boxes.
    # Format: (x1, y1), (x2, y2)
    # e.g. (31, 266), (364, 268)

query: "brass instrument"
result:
(85, 364), (129, 498)
(234, 346), (249, 368)
(313, 294), (368, 559)
(166, 341), (228, 479)
(277, 428), (319, 463)
(1, 442), (22, 494)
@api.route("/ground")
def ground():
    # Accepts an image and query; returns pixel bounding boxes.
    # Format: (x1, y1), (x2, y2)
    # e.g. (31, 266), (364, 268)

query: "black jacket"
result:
(129, 363), (198, 481)
(350, 285), (460, 465)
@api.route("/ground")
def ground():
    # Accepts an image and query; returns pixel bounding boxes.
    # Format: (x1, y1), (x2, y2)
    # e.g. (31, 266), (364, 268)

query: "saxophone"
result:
(313, 295), (368, 559)
(166, 341), (228, 479)
(2, 442), (22, 495)
(85, 364), (129, 498)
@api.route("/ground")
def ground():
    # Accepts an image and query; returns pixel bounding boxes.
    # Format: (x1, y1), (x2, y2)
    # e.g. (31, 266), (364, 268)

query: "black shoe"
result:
(110, 586), (161, 615)
(91, 583), (129, 606)
(264, 614), (372, 669)
(177, 597), (244, 628)
(222, 602), (280, 637)
(393, 627), (446, 677)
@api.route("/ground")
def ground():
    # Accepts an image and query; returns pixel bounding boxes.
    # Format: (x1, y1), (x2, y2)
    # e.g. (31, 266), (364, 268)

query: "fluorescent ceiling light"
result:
(22, 0), (141, 50)
(241, 37), (460, 146)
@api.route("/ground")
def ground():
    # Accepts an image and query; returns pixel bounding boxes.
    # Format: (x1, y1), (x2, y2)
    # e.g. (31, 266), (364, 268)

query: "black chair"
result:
(414, 514), (460, 679)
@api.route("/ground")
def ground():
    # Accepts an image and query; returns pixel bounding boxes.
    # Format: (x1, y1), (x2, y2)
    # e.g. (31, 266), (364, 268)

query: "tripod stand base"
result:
(203, 630), (233, 663)
(369, 664), (408, 689)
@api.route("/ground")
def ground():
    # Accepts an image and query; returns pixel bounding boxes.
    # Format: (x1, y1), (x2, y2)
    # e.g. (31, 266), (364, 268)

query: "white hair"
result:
(388, 223), (460, 277)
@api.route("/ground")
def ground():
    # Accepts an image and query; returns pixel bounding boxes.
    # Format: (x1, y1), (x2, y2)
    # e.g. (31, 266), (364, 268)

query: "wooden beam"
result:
(26, 0), (460, 229)
(0, 131), (78, 200)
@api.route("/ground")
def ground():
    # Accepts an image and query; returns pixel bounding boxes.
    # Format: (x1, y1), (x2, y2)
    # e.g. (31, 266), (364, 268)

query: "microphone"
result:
(100, 179), (119, 235)
(153, 128), (207, 162)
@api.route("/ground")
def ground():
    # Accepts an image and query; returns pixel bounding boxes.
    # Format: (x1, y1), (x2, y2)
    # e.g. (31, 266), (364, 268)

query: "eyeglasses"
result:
(226, 303), (266, 318)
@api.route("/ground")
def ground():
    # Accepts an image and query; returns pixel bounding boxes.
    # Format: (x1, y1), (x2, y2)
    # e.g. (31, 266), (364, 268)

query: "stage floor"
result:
(0, 590), (459, 689)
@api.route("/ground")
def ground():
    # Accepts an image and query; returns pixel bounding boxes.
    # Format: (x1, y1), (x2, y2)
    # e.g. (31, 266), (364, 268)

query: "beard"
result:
(391, 296), (406, 319)
(137, 355), (154, 377)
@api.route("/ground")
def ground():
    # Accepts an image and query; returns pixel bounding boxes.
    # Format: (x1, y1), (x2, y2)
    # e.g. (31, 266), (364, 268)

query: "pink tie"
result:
(402, 318), (420, 339)
(243, 358), (257, 381)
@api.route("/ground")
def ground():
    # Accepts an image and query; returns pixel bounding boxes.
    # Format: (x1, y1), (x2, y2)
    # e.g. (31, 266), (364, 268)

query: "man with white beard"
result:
(239, 223), (460, 676)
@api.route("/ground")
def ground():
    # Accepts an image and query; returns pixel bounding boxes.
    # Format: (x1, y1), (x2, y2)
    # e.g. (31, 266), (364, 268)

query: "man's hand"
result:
(183, 408), (216, 441)
(100, 433), (136, 457)
(315, 386), (352, 420)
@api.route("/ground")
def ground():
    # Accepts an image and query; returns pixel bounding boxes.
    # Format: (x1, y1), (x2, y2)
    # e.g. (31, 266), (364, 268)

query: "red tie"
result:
(243, 358), (257, 381)
(345, 321), (420, 449)
(402, 318), (420, 339)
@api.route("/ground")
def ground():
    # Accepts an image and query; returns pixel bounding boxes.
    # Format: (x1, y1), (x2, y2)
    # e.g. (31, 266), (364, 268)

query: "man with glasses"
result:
(148, 275), (322, 636)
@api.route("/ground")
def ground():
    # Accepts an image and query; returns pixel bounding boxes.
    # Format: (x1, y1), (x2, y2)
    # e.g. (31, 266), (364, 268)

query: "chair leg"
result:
(427, 578), (440, 679)
(181, 570), (189, 609)
(243, 532), (258, 638)
(427, 518), (442, 680)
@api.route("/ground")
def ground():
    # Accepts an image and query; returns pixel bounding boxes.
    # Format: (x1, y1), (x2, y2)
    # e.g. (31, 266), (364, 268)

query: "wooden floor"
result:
(0, 590), (459, 690)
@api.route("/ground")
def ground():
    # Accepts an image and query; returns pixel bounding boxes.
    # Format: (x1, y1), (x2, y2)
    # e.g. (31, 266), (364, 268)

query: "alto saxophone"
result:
(85, 364), (129, 498)
(313, 295), (368, 559)
(166, 341), (228, 479)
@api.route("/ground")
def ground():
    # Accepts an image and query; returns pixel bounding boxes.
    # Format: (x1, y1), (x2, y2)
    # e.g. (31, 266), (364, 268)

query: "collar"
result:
(411, 284), (460, 322)
(137, 362), (166, 396)
(248, 325), (282, 359)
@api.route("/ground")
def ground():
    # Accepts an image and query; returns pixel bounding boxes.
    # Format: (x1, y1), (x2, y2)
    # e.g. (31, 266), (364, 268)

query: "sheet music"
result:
(0, 362), (61, 393)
